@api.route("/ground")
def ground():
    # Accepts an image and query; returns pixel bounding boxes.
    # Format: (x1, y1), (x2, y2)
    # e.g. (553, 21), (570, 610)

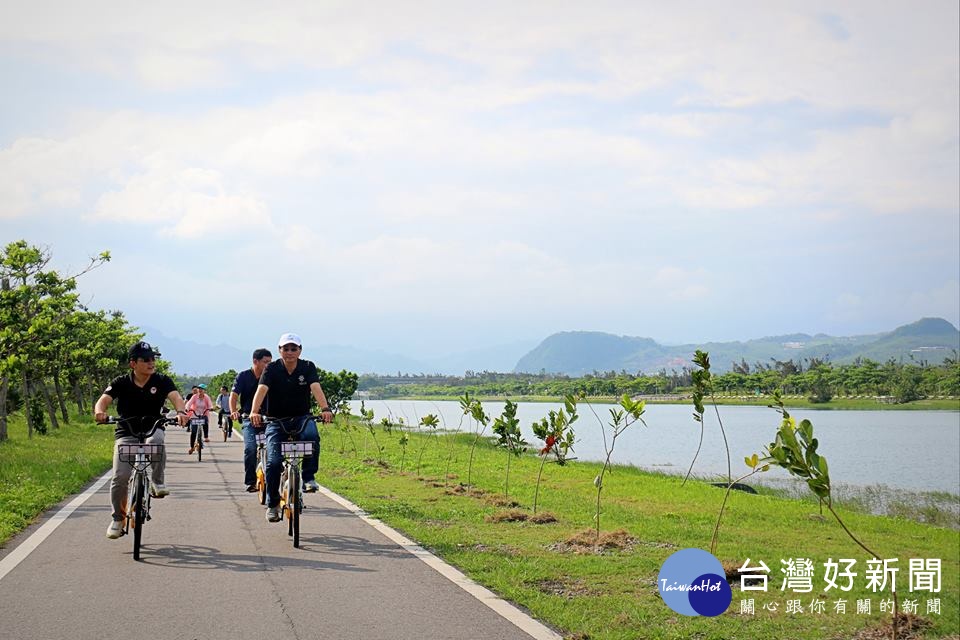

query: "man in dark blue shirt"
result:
(229, 348), (272, 492)
(250, 333), (333, 522)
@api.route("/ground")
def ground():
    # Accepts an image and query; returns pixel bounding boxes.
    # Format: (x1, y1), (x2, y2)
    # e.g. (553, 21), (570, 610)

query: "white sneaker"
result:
(303, 480), (319, 493)
(150, 483), (169, 498)
(266, 506), (281, 522)
(106, 520), (123, 539)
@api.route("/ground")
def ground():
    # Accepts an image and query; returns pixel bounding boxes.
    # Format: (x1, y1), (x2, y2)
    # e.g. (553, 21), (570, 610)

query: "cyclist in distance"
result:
(94, 341), (187, 539)
(185, 383), (214, 453)
(249, 333), (333, 522)
(216, 385), (233, 438)
(229, 348), (273, 492)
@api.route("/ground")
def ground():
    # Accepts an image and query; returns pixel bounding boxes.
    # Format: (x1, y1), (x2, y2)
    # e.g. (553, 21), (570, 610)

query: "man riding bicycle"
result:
(216, 385), (233, 438)
(229, 348), (273, 492)
(249, 333), (333, 522)
(94, 341), (187, 539)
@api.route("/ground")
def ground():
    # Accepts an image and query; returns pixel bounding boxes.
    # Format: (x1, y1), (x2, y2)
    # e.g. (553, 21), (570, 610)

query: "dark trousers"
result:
(218, 410), (233, 437)
(242, 419), (264, 485)
(265, 416), (320, 508)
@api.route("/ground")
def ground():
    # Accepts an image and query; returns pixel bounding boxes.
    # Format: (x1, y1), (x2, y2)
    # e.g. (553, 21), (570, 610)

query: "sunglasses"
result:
(137, 356), (156, 363)
(281, 345), (301, 352)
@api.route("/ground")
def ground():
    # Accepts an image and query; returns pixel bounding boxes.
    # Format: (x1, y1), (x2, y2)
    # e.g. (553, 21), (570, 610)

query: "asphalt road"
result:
(0, 421), (556, 640)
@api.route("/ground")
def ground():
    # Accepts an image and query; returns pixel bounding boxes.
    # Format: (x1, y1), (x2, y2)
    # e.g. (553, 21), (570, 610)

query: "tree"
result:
(585, 394), (646, 543)
(531, 395), (577, 513)
(0, 241), (110, 440)
(316, 369), (359, 415)
(491, 400), (527, 498)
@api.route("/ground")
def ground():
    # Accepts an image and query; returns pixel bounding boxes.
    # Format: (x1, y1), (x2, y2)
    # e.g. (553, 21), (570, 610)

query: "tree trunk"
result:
(71, 378), (85, 414)
(40, 379), (60, 430)
(0, 375), (8, 442)
(53, 375), (69, 423)
(22, 371), (33, 438)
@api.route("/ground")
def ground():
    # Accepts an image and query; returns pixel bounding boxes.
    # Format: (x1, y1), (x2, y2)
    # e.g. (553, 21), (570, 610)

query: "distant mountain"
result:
(513, 318), (960, 375)
(140, 327), (535, 376)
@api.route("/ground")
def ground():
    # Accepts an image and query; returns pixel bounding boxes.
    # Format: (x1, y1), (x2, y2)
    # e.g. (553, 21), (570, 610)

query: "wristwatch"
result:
(320, 406), (331, 412)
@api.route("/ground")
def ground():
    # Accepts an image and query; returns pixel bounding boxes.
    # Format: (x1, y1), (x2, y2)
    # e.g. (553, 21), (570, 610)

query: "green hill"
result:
(513, 317), (960, 375)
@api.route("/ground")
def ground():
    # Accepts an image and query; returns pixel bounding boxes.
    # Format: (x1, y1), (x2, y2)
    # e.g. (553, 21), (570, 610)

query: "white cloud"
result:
(91, 166), (273, 238)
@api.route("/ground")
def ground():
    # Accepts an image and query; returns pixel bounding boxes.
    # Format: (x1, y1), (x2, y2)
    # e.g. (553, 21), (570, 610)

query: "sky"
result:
(1, 1), (958, 363)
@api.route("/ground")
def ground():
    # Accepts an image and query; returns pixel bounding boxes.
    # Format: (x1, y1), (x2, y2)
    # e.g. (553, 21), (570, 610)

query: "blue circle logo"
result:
(658, 548), (732, 617)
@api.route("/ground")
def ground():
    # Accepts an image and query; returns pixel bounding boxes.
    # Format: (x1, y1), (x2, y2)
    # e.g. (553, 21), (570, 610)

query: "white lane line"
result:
(316, 485), (563, 640)
(0, 470), (112, 582)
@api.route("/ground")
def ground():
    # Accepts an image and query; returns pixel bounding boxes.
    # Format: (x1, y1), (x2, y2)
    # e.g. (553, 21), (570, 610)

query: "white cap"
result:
(277, 332), (302, 348)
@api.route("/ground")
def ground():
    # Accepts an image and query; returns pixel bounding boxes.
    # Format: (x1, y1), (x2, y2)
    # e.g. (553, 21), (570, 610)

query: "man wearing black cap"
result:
(94, 341), (187, 540)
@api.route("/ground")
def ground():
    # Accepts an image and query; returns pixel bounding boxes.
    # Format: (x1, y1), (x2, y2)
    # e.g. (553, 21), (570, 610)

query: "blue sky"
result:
(1, 1), (958, 361)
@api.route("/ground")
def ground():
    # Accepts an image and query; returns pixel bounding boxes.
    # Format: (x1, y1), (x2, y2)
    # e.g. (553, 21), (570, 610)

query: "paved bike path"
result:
(0, 426), (555, 640)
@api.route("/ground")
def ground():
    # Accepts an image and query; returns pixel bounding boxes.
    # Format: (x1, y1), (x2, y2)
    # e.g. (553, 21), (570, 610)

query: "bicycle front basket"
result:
(255, 432), (267, 445)
(118, 443), (164, 462)
(281, 441), (314, 459)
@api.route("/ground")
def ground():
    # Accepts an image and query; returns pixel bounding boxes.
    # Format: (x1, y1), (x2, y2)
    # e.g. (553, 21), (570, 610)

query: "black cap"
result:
(128, 341), (160, 359)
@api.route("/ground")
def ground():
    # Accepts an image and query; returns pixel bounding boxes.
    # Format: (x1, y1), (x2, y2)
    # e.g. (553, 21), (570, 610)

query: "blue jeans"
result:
(265, 416), (320, 508)
(241, 419), (264, 486)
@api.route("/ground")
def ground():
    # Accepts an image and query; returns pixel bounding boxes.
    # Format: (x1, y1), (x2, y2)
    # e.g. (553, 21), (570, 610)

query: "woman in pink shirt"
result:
(185, 383), (215, 453)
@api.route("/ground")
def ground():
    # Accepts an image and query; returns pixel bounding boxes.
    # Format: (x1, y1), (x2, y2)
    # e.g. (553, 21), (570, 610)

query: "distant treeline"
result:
(359, 356), (960, 404)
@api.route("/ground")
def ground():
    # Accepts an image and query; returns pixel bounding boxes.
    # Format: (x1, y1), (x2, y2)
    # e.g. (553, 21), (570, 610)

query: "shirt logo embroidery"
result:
(150, 387), (157, 394)
(298, 375), (305, 384)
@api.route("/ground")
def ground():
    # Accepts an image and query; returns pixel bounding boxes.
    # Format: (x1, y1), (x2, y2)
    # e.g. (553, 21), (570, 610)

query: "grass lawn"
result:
(317, 422), (960, 640)
(0, 410), (114, 546)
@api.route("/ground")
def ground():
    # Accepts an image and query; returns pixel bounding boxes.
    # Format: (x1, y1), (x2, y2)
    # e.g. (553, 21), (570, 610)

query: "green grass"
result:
(0, 409), (114, 545)
(318, 424), (960, 640)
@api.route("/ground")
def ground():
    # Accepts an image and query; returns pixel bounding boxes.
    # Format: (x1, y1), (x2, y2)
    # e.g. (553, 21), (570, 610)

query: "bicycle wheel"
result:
(290, 465), (301, 548)
(283, 472), (293, 537)
(132, 474), (145, 560)
(256, 462), (267, 505)
(197, 439), (203, 462)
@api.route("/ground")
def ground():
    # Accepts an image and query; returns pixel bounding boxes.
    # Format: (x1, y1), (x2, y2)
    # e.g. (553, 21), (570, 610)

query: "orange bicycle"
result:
(101, 416), (176, 560)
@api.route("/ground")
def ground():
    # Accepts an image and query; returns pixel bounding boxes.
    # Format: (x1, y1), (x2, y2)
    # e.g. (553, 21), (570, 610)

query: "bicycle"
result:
(219, 411), (232, 442)
(187, 412), (208, 461)
(101, 415), (176, 560)
(257, 414), (321, 548)
(255, 430), (268, 505)
(239, 415), (270, 505)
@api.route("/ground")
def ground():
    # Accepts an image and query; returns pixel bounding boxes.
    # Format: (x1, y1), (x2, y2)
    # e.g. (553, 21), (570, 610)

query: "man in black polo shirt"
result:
(249, 333), (333, 522)
(94, 341), (188, 539)
(229, 347), (273, 492)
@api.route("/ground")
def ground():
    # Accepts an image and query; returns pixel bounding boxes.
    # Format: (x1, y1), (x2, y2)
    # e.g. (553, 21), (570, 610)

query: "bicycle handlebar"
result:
(99, 415), (179, 438)
(242, 413), (328, 422)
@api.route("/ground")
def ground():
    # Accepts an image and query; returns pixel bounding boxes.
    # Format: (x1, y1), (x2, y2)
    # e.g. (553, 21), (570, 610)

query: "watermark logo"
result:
(658, 548), (732, 617)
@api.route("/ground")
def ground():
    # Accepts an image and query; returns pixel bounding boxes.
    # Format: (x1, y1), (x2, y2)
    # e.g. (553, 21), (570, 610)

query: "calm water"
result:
(349, 400), (960, 495)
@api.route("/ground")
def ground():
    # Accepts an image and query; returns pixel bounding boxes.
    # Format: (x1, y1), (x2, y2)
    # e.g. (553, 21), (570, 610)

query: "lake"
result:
(348, 399), (960, 495)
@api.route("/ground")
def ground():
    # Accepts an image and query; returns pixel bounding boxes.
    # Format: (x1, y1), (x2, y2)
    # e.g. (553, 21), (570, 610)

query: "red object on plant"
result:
(541, 434), (557, 454)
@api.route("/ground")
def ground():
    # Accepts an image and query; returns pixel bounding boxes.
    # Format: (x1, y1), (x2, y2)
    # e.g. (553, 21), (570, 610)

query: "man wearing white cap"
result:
(249, 333), (333, 522)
